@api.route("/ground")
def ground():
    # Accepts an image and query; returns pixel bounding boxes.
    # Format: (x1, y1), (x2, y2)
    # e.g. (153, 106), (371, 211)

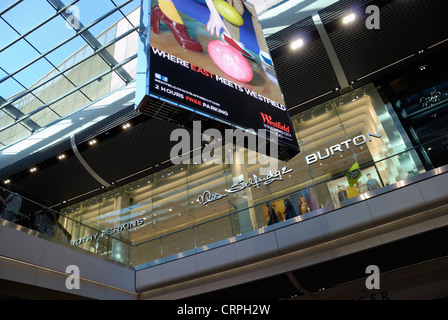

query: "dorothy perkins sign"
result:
(68, 218), (144, 246)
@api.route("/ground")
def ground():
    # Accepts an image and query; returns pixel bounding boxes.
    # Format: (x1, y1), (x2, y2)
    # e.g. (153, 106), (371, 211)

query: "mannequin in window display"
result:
(284, 199), (298, 220)
(346, 184), (359, 199)
(272, 203), (284, 221)
(356, 180), (368, 194)
(299, 195), (310, 215)
(366, 173), (381, 191)
(265, 201), (278, 225)
(337, 185), (348, 202)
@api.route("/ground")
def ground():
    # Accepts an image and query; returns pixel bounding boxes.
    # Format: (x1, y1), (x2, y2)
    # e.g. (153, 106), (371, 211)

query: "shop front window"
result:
(290, 83), (424, 210)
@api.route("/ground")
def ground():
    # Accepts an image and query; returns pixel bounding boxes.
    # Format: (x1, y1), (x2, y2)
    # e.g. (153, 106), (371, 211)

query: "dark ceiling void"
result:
(267, 15), (340, 112)
(0, 278), (91, 300)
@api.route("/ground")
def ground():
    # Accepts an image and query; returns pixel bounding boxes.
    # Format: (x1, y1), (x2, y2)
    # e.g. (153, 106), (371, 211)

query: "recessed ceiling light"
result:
(291, 38), (304, 50)
(343, 13), (356, 24)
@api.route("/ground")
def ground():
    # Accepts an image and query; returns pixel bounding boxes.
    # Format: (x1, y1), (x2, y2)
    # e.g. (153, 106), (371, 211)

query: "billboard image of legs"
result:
(145, 0), (299, 151)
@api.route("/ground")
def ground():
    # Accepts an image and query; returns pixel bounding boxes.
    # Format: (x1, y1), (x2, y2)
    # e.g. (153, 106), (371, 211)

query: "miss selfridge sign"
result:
(197, 166), (293, 206)
(68, 218), (144, 246)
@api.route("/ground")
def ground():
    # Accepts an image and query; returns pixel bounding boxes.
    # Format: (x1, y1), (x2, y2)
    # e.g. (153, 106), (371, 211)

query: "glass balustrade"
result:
(2, 137), (446, 267)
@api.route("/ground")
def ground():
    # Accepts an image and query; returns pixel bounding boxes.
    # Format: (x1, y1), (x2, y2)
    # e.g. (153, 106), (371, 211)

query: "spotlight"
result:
(4, 179), (11, 185)
(57, 154), (66, 160)
(291, 38), (304, 50)
(342, 13), (356, 24)
(29, 167), (38, 173)
(122, 123), (131, 129)
(88, 139), (97, 146)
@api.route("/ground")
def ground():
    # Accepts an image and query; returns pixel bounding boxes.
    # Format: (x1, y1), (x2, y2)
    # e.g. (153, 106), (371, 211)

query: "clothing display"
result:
(366, 177), (380, 191)
(338, 187), (348, 202)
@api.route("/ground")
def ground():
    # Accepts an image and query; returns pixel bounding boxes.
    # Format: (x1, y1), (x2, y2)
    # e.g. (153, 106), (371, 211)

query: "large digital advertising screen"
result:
(138, 0), (299, 153)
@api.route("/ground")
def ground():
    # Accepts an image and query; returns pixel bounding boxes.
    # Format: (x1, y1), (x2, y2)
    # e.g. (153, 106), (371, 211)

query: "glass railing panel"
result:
(107, 236), (132, 264)
(161, 227), (195, 258)
(231, 205), (268, 231)
(0, 186), (132, 264)
(195, 215), (234, 247)
(131, 238), (162, 266)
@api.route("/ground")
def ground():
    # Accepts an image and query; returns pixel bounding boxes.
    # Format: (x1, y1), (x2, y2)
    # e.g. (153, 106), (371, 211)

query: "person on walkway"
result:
(1, 192), (22, 222)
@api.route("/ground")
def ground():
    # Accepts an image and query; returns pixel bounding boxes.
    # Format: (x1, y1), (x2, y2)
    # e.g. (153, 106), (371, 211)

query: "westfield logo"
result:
(260, 113), (290, 133)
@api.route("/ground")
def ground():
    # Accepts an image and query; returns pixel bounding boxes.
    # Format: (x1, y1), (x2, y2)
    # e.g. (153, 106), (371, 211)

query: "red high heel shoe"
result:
(151, 5), (203, 53)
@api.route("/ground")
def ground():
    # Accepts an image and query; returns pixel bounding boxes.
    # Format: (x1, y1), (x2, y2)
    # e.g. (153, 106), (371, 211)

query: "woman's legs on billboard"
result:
(152, 1), (203, 52)
(158, 0), (183, 24)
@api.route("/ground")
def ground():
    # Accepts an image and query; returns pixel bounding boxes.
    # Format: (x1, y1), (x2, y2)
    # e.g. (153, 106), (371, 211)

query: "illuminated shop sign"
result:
(68, 218), (144, 246)
(197, 166), (293, 205)
(306, 130), (382, 165)
(136, 0), (299, 155)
